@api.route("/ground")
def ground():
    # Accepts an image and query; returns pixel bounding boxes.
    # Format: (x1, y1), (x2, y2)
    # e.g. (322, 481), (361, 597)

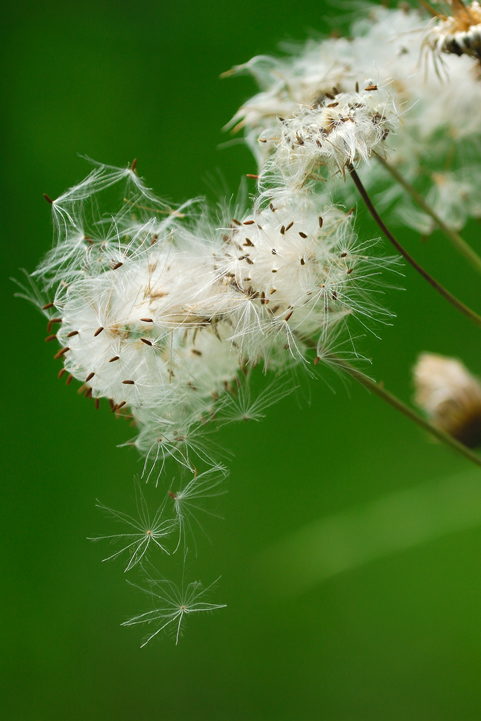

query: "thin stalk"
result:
(349, 165), (481, 329)
(375, 153), (481, 275)
(316, 352), (481, 469)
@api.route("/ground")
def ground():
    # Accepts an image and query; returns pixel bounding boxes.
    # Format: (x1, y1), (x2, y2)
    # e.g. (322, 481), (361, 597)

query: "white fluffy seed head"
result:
(258, 85), (399, 186)
(32, 163), (392, 475)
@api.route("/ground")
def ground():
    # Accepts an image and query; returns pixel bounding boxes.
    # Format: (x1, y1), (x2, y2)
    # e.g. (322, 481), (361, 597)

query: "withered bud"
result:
(414, 352), (481, 448)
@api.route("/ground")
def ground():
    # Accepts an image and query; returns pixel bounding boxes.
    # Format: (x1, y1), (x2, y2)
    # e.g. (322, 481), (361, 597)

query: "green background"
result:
(3, 1), (481, 719)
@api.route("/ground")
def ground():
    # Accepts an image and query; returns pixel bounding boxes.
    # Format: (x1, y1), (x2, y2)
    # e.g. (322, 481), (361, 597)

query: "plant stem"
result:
(349, 165), (481, 329)
(375, 153), (481, 275)
(314, 350), (481, 469)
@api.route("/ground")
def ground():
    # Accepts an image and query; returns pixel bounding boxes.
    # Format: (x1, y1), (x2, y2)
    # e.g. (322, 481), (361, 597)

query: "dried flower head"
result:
(424, 0), (481, 60)
(414, 352), (481, 447)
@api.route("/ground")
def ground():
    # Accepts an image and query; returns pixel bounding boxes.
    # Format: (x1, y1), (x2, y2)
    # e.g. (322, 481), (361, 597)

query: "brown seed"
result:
(318, 216), (323, 228)
(300, 258), (305, 265)
(86, 372), (95, 382)
(67, 330), (79, 338)
(42, 303), (55, 310)
(151, 233), (158, 246)
(131, 158), (137, 172)
(299, 232), (308, 238)
(111, 262), (123, 270)
(244, 238), (254, 247)
(58, 368), (66, 379)
(122, 380), (135, 385)
(94, 327), (104, 337)
(116, 401), (127, 410)
(192, 349), (202, 356)
(77, 384), (87, 395)
(285, 221), (294, 231)
(364, 84), (377, 91)
(45, 334), (57, 343)
(53, 346), (70, 359)
(47, 318), (62, 333)
(280, 225), (286, 235)
(85, 388), (93, 399)
(340, 251), (347, 258)
(141, 338), (152, 346)
(109, 356), (119, 363)
(246, 174), (259, 179)
(285, 310), (294, 322)
(43, 193), (53, 204)
(140, 318), (153, 323)
(347, 268), (353, 274)
(66, 374), (74, 386)
(232, 219), (242, 226)
(314, 356), (320, 366)
(243, 220), (255, 225)
(95, 398), (100, 410)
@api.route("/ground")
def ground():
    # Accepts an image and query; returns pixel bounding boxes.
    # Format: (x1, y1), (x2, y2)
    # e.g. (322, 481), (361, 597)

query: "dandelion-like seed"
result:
(89, 481), (175, 571)
(123, 574), (226, 646)
(168, 466), (228, 552)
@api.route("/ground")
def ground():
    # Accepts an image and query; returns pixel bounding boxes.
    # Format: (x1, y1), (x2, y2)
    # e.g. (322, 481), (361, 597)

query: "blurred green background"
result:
(3, 1), (481, 719)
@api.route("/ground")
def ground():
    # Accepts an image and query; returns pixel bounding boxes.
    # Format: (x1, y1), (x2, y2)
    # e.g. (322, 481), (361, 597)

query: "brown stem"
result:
(312, 348), (481, 469)
(349, 165), (481, 328)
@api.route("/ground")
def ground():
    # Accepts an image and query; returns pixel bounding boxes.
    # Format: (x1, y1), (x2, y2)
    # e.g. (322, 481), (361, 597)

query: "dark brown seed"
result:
(299, 232), (308, 238)
(122, 380), (135, 385)
(86, 372), (95, 382)
(58, 368), (66, 379)
(116, 401), (127, 410)
(364, 84), (377, 91)
(232, 219), (242, 226)
(66, 374), (74, 386)
(285, 310), (294, 322)
(285, 221), (294, 231)
(43, 194), (53, 204)
(355, 81), (359, 93)
(347, 268), (353, 274)
(192, 349), (202, 356)
(151, 233), (158, 246)
(244, 238), (254, 247)
(47, 318), (62, 333)
(243, 220), (255, 225)
(42, 303), (54, 310)
(94, 327), (104, 337)
(95, 398), (100, 410)
(85, 388), (93, 398)
(300, 258), (305, 265)
(53, 346), (70, 359)
(131, 158), (137, 172)
(112, 262), (123, 270)
(140, 318), (153, 323)
(319, 216), (323, 228)
(109, 356), (119, 363)
(67, 330), (79, 338)
(141, 338), (152, 346)
(280, 225), (286, 235)
(45, 334), (57, 343)
(340, 252), (347, 258)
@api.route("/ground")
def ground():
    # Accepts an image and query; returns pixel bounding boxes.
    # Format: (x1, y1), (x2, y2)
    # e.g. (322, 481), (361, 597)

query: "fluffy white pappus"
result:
(217, 188), (396, 361)
(258, 85), (399, 186)
(226, 4), (481, 233)
(32, 163), (393, 480)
